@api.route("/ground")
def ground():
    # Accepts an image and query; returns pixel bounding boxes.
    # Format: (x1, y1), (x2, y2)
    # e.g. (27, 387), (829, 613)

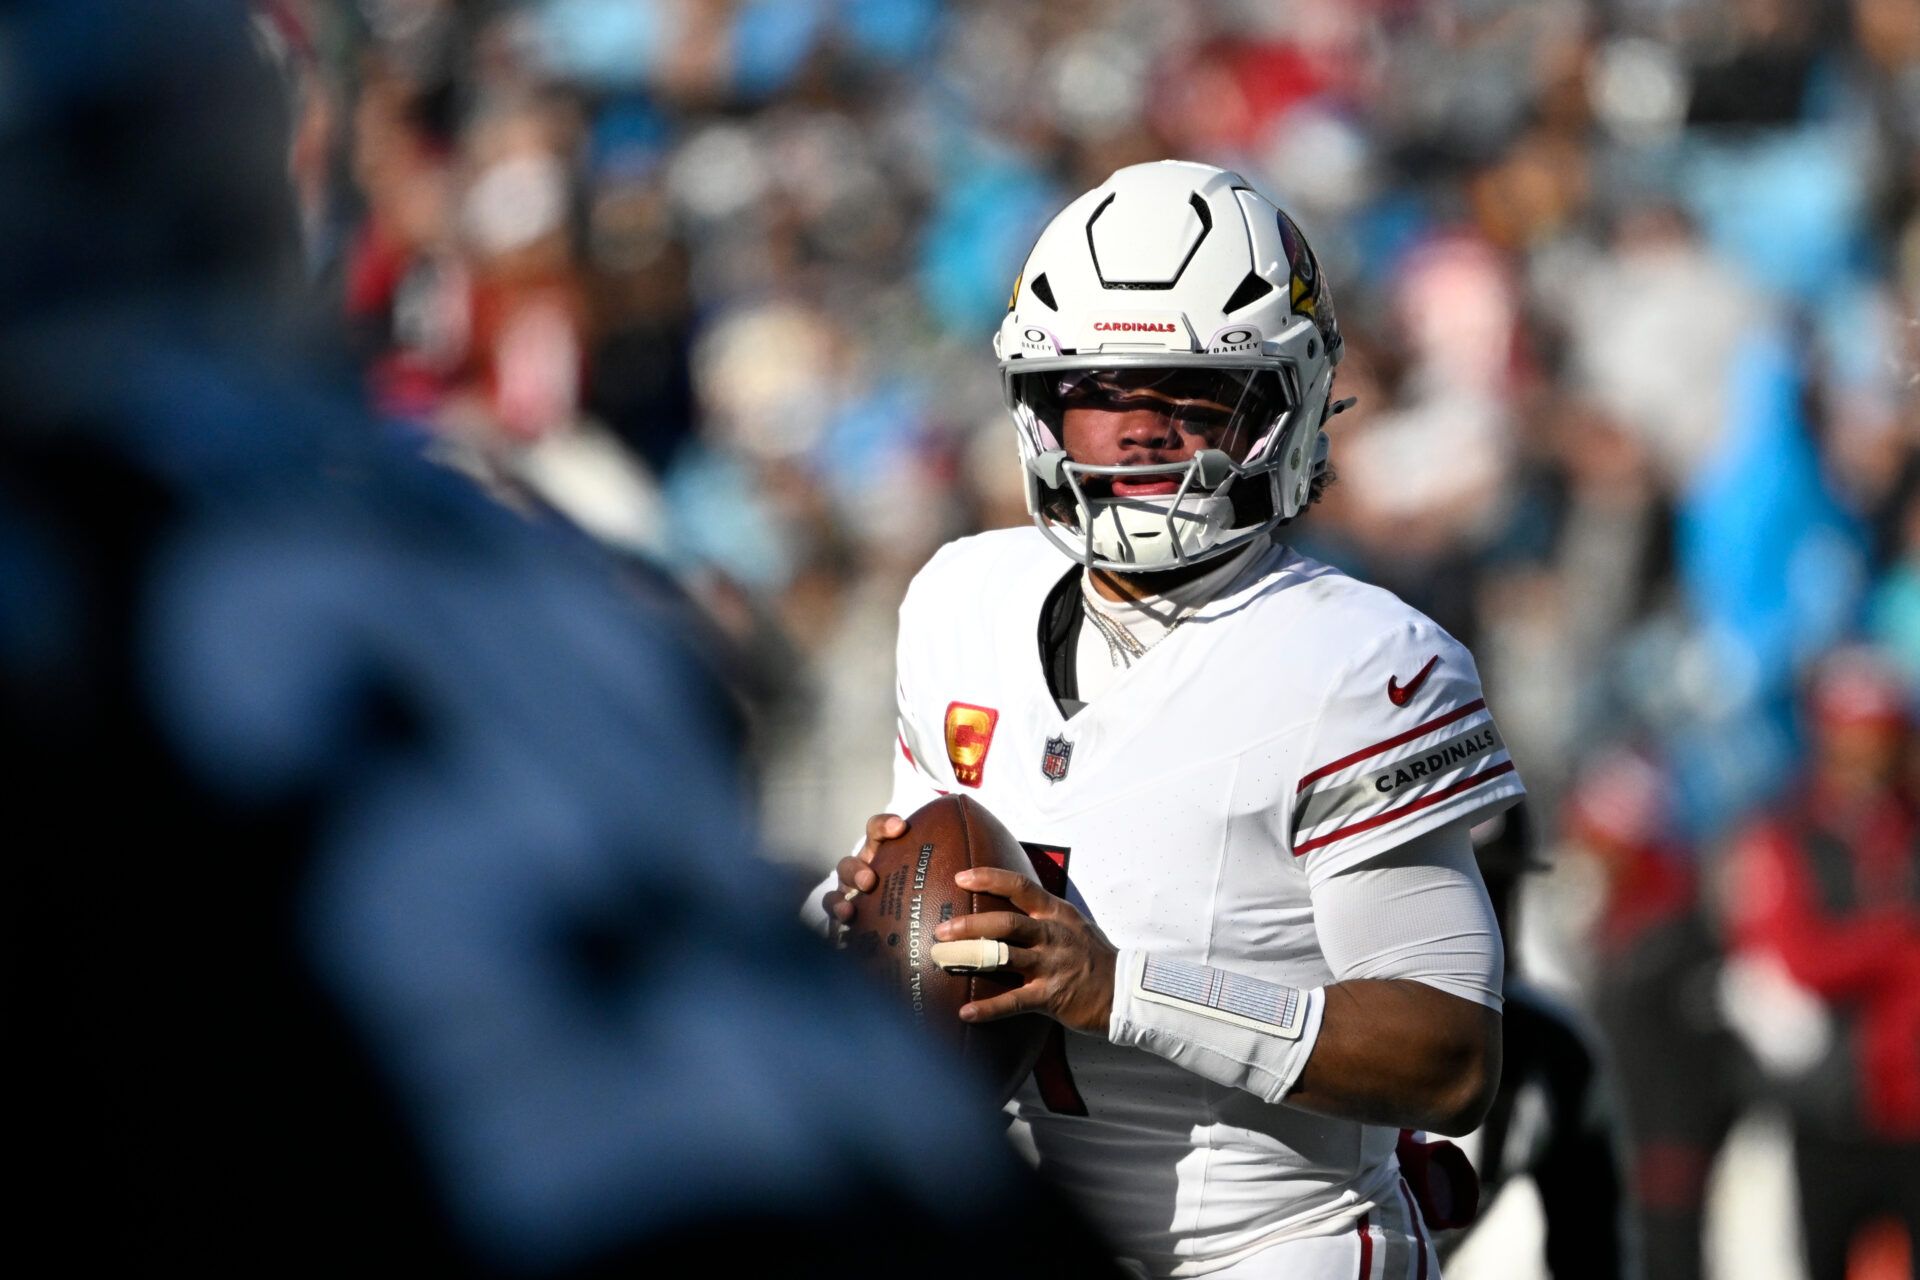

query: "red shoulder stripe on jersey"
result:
(898, 734), (914, 766)
(1296, 699), (1487, 793)
(1355, 1211), (1373, 1280)
(1293, 759), (1515, 856)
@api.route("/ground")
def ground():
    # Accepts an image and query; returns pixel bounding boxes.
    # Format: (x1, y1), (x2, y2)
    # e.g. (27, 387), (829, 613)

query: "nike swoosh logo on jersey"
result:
(1386, 655), (1440, 707)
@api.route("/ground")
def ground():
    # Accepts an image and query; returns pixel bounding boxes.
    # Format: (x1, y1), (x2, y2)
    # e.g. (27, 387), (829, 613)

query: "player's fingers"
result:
(959, 981), (1047, 1023)
(997, 944), (1043, 974)
(929, 940), (1037, 973)
(835, 854), (878, 895)
(861, 813), (906, 855)
(955, 866), (1053, 913)
(825, 891), (855, 923)
(934, 910), (1044, 948)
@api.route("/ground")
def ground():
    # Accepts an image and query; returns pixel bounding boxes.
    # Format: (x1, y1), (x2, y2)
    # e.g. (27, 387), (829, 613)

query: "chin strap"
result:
(1192, 449), (1235, 487)
(1028, 449), (1068, 488)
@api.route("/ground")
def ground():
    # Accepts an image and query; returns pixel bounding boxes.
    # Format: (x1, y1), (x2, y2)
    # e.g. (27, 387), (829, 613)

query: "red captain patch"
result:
(944, 702), (999, 788)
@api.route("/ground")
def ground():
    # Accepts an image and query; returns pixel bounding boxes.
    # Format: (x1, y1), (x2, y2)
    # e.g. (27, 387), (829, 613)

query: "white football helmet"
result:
(995, 160), (1343, 572)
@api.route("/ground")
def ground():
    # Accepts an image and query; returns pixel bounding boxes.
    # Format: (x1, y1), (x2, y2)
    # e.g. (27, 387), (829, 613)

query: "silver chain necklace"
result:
(1082, 597), (1185, 669)
(1077, 543), (1267, 673)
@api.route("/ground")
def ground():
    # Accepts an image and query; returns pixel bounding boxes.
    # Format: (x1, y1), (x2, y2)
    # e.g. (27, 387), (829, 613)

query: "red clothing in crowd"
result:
(1730, 786), (1920, 1138)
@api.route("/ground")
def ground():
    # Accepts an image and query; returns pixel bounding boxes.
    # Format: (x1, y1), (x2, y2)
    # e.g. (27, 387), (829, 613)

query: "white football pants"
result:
(1117, 1178), (1442, 1280)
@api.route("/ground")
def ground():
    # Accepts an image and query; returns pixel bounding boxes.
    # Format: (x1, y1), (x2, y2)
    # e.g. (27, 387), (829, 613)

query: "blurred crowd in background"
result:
(258, 0), (1917, 1275)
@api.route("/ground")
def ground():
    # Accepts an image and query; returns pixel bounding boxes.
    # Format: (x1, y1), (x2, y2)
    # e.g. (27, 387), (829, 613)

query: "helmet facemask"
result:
(1006, 353), (1321, 572)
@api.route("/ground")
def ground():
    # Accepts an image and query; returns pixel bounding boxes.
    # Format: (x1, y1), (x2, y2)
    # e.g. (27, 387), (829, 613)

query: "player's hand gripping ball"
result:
(833, 795), (1052, 1103)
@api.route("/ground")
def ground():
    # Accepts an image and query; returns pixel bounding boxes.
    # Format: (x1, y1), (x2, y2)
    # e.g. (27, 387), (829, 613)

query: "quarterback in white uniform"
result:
(813, 162), (1523, 1279)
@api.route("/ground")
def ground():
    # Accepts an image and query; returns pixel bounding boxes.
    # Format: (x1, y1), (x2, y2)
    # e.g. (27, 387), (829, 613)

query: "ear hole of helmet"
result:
(1231, 475), (1277, 527)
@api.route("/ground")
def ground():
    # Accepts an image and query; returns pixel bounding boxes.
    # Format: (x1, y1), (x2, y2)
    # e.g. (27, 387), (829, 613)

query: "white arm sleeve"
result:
(1310, 817), (1504, 1010)
(1106, 819), (1501, 1103)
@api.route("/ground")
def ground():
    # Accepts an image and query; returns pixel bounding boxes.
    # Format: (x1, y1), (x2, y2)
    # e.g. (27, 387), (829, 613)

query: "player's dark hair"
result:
(1308, 458), (1337, 507)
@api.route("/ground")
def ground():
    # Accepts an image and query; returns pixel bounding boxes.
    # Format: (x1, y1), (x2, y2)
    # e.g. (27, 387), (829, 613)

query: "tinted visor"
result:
(1010, 366), (1292, 465)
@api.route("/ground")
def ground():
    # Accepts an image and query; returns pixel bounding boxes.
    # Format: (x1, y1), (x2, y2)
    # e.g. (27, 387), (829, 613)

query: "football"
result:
(845, 794), (1050, 1103)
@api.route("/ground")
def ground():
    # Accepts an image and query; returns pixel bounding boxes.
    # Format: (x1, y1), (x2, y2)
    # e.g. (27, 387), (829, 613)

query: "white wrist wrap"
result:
(1107, 949), (1325, 1104)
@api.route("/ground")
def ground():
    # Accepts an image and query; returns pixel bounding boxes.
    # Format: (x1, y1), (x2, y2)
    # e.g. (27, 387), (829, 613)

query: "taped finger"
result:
(931, 939), (1010, 973)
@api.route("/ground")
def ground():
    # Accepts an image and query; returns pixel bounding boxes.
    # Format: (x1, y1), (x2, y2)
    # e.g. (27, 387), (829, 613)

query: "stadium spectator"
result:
(1563, 751), (1750, 1280)
(1723, 647), (1920, 1280)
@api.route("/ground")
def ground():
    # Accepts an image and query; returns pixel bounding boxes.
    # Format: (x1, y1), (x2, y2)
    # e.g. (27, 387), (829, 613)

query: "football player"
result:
(812, 162), (1524, 1278)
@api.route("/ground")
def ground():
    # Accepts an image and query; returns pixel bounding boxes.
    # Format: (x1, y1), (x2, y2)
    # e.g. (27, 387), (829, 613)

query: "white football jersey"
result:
(868, 527), (1523, 1276)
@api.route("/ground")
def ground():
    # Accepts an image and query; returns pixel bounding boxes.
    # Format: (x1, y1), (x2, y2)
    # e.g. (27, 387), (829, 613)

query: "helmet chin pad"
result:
(1086, 494), (1237, 568)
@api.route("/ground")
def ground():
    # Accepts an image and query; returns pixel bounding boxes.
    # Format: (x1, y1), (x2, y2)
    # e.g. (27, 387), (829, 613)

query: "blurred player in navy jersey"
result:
(0, 2), (1111, 1271)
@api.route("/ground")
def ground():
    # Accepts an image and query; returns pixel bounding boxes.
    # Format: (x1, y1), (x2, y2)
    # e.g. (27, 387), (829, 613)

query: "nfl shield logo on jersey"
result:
(1041, 735), (1073, 783)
